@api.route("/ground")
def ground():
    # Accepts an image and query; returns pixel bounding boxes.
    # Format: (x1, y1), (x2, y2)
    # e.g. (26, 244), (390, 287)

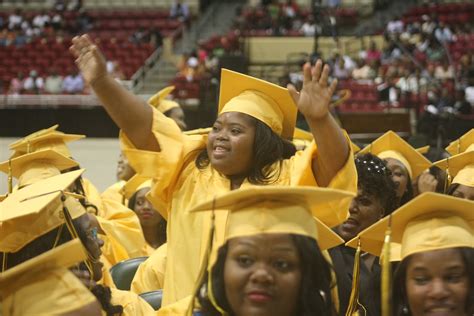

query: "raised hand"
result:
(70, 34), (108, 87)
(287, 60), (338, 121)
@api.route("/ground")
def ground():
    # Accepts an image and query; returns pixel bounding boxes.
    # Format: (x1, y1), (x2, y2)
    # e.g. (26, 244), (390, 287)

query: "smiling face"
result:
(207, 112), (256, 177)
(116, 153), (135, 181)
(336, 188), (385, 241)
(385, 157), (410, 200)
(406, 248), (470, 316)
(223, 234), (302, 316)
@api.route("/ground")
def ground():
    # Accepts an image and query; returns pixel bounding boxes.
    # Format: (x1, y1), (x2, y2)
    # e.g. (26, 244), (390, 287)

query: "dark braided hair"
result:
(196, 116), (297, 185)
(355, 153), (399, 216)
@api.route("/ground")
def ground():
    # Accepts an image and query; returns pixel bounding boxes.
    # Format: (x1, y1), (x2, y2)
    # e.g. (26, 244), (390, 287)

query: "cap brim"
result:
(0, 169), (85, 222)
(315, 217), (344, 250)
(9, 131), (85, 152)
(148, 85), (175, 106)
(445, 129), (474, 155)
(8, 125), (59, 149)
(345, 192), (474, 256)
(433, 150), (474, 180)
(0, 149), (79, 178)
(358, 130), (432, 178)
(183, 127), (212, 136)
(188, 186), (355, 228)
(218, 68), (297, 139)
(122, 174), (151, 200)
(0, 240), (87, 285)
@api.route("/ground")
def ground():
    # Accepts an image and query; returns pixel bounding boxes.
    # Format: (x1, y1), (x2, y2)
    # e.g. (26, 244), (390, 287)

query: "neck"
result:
(141, 224), (165, 248)
(229, 174), (246, 190)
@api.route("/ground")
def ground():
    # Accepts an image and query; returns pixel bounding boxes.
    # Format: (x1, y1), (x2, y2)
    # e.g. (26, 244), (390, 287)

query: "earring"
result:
(402, 306), (409, 315)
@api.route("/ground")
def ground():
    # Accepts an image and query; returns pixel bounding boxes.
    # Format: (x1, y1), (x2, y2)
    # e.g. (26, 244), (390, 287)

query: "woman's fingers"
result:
(312, 59), (323, 83)
(319, 64), (331, 87)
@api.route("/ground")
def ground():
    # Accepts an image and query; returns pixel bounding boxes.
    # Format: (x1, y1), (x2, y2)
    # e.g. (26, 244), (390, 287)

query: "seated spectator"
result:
(421, 14), (435, 35)
(130, 28), (147, 45)
(333, 58), (351, 80)
(62, 69), (84, 94)
(453, 89), (472, 115)
(365, 41), (382, 63)
(386, 17), (404, 37)
(434, 60), (454, 80)
(434, 22), (454, 43)
(74, 9), (93, 33)
(8, 8), (23, 30)
(8, 72), (25, 95)
(68, 0), (82, 11)
(33, 10), (50, 29)
(300, 16), (318, 37)
(465, 78), (474, 107)
(51, 13), (63, 31)
(352, 58), (375, 81)
(425, 41), (444, 61)
(148, 27), (163, 48)
(23, 70), (44, 94)
(53, 0), (67, 12)
(44, 69), (63, 94)
(170, 0), (190, 23)
(106, 61), (125, 80)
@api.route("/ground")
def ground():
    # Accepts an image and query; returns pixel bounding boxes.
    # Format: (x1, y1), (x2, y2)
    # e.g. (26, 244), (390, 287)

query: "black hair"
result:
(355, 153), (399, 216)
(196, 234), (335, 316)
(195, 116), (297, 185)
(399, 172), (414, 207)
(447, 183), (460, 196)
(392, 247), (474, 316)
(3, 214), (123, 316)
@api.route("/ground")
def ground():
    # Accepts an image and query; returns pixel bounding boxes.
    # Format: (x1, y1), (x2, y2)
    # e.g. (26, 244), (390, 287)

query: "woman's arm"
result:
(288, 61), (350, 187)
(70, 34), (159, 151)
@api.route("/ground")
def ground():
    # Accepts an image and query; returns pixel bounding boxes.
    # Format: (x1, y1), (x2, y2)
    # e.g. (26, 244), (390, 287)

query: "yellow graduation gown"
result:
(2, 267), (98, 316)
(109, 288), (156, 316)
(101, 180), (127, 205)
(131, 243), (167, 294)
(121, 108), (357, 306)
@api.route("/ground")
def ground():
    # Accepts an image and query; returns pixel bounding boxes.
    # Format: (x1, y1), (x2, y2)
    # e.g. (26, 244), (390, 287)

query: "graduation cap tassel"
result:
(2, 252), (7, 272)
(187, 197), (228, 316)
(381, 215), (393, 316)
(444, 158), (452, 194)
(345, 238), (362, 316)
(7, 159), (13, 194)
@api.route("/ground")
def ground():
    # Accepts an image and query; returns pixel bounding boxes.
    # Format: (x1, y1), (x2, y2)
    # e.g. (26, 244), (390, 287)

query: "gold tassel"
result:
(444, 158), (452, 194)
(2, 252), (7, 272)
(345, 238), (362, 316)
(7, 159), (13, 194)
(186, 198), (227, 316)
(381, 215), (393, 316)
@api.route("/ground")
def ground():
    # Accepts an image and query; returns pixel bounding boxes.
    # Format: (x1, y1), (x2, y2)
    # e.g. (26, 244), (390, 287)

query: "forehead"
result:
(215, 112), (255, 126)
(135, 187), (151, 199)
(228, 233), (297, 250)
(385, 157), (407, 172)
(407, 248), (465, 270)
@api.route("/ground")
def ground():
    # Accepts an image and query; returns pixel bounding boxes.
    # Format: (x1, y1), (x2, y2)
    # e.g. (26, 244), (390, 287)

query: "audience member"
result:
(23, 70), (45, 94)
(62, 69), (84, 94)
(44, 69), (64, 94)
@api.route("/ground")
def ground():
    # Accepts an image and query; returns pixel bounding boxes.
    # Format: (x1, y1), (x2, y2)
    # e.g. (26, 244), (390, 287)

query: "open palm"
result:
(70, 34), (108, 86)
(288, 60), (338, 121)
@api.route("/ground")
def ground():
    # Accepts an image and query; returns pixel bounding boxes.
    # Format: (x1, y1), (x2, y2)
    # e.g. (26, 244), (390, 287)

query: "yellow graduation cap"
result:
(9, 126), (85, 158)
(433, 149), (474, 188)
(183, 127), (212, 136)
(345, 192), (474, 260)
(121, 174), (152, 201)
(0, 169), (87, 253)
(0, 240), (98, 315)
(218, 69), (297, 140)
(148, 85), (181, 114)
(445, 129), (474, 155)
(189, 186), (355, 250)
(0, 149), (79, 188)
(416, 145), (430, 155)
(358, 131), (432, 179)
